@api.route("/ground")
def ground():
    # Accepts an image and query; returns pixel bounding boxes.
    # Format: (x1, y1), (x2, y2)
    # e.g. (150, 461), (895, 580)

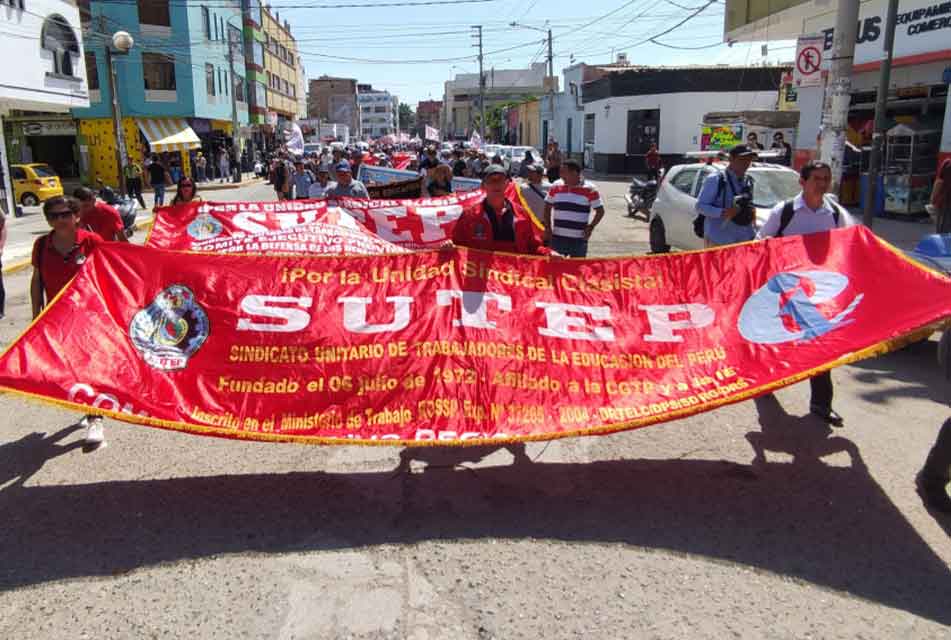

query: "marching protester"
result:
(73, 187), (128, 243)
(195, 151), (208, 182)
(517, 150), (537, 179)
(452, 149), (467, 177)
(30, 196), (106, 447)
(546, 140), (563, 183)
(272, 153), (292, 201)
(308, 164), (336, 198)
(756, 160), (854, 426)
(147, 155), (171, 209)
(694, 144), (757, 247)
(452, 164), (556, 256)
(123, 159), (147, 209)
(292, 158), (315, 200)
(518, 162), (549, 224)
(170, 177), (201, 206)
(930, 158), (951, 234)
(542, 159), (604, 258)
(918, 418), (951, 513)
(327, 161), (369, 198)
(217, 148), (231, 183)
(424, 163), (453, 197)
(350, 149), (366, 177)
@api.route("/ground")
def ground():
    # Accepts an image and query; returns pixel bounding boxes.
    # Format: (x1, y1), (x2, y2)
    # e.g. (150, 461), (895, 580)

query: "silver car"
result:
(648, 161), (802, 252)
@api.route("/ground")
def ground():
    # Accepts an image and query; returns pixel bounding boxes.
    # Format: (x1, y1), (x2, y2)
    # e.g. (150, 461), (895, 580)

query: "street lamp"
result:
(106, 30), (134, 194)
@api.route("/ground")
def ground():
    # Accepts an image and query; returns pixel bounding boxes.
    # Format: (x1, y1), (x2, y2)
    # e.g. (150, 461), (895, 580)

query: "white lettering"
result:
(436, 290), (512, 329)
(237, 295), (313, 332)
(536, 302), (615, 342)
(640, 304), (714, 343)
(339, 296), (413, 334)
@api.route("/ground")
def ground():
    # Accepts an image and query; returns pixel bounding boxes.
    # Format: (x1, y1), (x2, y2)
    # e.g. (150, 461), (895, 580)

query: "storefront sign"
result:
(0, 228), (949, 444)
(21, 120), (77, 137)
(701, 124), (744, 150)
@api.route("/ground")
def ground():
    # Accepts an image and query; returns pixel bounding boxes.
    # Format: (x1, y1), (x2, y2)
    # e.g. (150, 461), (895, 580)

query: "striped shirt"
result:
(545, 182), (603, 239)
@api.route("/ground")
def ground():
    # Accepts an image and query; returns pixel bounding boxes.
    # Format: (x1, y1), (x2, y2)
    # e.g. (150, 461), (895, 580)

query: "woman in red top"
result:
(30, 195), (106, 447)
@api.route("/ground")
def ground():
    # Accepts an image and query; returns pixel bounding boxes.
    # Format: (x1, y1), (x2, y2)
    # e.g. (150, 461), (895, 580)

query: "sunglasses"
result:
(45, 209), (74, 220)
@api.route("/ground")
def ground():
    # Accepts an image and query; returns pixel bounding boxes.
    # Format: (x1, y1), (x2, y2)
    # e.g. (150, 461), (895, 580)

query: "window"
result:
(137, 0), (171, 27)
(669, 168), (698, 195)
(84, 51), (99, 90)
(41, 15), (79, 77)
(205, 63), (215, 96)
(251, 41), (264, 67)
(201, 6), (210, 39)
(233, 75), (245, 102)
(142, 52), (175, 90)
(11, 167), (26, 181)
(213, 13), (219, 39)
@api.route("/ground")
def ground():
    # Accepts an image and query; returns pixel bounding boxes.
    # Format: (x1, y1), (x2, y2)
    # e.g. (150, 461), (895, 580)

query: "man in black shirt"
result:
(147, 155), (169, 208)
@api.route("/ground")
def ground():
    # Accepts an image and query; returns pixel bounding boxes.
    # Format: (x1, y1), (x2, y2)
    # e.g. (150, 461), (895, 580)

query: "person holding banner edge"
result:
(757, 160), (855, 426)
(30, 196), (107, 447)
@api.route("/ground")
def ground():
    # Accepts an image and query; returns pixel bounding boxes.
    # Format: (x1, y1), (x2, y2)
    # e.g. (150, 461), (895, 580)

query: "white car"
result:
(649, 161), (802, 252)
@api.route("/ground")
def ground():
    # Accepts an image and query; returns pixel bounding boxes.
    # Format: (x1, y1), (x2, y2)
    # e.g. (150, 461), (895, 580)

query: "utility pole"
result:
(818, 0), (860, 195)
(472, 25), (485, 140)
(226, 23), (241, 183)
(547, 27), (555, 146)
(863, 0), (899, 228)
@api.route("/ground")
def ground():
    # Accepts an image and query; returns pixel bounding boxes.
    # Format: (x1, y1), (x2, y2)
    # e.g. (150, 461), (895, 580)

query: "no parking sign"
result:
(794, 35), (824, 88)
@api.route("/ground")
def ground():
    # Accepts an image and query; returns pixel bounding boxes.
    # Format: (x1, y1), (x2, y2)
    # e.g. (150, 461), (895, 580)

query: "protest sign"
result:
(358, 164), (420, 185)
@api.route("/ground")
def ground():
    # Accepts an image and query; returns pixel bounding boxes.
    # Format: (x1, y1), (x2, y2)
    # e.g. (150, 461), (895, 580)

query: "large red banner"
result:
(0, 227), (948, 445)
(147, 191), (489, 253)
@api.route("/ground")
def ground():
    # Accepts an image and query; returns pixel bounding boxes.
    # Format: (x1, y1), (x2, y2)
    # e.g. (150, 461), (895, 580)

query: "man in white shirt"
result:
(757, 160), (854, 426)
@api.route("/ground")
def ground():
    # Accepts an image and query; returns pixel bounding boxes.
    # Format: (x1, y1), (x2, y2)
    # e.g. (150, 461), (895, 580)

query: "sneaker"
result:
(916, 472), (951, 514)
(84, 417), (105, 445)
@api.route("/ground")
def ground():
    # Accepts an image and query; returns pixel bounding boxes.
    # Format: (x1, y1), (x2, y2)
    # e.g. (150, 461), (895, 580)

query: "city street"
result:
(0, 178), (949, 639)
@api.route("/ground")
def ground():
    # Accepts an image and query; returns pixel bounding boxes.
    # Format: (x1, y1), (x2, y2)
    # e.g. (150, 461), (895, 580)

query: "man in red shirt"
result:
(452, 164), (555, 256)
(73, 187), (128, 243)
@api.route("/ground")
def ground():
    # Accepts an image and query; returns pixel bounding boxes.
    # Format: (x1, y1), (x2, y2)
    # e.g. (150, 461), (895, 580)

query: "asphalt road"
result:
(0, 178), (949, 639)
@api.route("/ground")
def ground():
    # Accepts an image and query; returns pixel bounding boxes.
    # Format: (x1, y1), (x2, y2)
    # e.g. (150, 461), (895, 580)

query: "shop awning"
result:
(135, 118), (202, 153)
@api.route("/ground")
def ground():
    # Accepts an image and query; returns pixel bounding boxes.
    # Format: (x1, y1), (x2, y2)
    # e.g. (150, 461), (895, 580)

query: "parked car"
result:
(505, 146), (541, 175)
(649, 161), (802, 252)
(11, 163), (64, 206)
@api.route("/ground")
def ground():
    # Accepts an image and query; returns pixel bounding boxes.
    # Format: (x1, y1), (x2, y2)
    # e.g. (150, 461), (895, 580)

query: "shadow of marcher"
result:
(0, 423), (84, 489)
(749, 394), (865, 470)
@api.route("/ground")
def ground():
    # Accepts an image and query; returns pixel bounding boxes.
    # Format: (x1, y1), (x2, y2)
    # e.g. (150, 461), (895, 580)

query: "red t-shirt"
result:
(31, 229), (102, 300)
(81, 202), (123, 241)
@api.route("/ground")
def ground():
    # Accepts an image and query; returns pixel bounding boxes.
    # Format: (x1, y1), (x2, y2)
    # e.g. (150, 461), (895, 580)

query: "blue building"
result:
(73, 0), (249, 185)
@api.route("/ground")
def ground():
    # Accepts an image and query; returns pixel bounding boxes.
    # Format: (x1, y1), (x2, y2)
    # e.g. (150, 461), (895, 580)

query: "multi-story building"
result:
(240, 0), (268, 129)
(415, 100), (442, 138)
(307, 76), (358, 133)
(0, 0), (89, 211)
(357, 84), (397, 140)
(442, 63), (556, 140)
(261, 10), (299, 127)
(72, 0), (249, 186)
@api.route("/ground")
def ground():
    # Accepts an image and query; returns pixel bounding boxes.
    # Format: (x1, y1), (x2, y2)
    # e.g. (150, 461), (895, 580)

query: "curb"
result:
(2, 217), (155, 276)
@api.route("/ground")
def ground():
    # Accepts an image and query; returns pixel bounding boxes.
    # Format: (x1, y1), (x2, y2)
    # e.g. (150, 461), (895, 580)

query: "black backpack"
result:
(775, 198), (841, 237)
(693, 172), (726, 239)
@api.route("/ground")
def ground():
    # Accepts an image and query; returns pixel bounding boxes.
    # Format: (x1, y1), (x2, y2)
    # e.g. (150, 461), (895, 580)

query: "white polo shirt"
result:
(757, 193), (855, 239)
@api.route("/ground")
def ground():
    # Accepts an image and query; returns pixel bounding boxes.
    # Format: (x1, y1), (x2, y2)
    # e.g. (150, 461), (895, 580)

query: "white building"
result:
(580, 65), (785, 173)
(0, 0), (89, 212)
(356, 85), (397, 140)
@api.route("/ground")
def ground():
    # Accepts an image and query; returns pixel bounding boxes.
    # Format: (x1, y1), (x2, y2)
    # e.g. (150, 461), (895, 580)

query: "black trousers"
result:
(127, 177), (146, 209)
(922, 419), (951, 482)
(809, 371), (833, 410)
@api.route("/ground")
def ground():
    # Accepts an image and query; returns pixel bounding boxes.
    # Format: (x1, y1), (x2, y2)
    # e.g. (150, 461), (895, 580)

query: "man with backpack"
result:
(757, 160), (854, 426)
(694, 145), (758, 247)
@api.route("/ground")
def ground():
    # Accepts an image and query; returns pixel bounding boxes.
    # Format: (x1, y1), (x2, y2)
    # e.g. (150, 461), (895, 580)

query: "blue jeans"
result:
(552, 235), (589, 258)
(152, 183), (166, 206)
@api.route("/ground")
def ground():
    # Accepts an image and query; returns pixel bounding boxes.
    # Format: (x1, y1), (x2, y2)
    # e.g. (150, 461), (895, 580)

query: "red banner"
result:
(392, 153), (414, 170)
(0, 227), (949, 445)
(148, 191), (488, 253)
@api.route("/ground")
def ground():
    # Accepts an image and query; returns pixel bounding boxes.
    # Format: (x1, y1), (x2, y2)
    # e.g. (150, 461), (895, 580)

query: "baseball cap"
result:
(482, 164), (508, 178)
(729, 144), (758, 158)
(335, 161), (352, 173)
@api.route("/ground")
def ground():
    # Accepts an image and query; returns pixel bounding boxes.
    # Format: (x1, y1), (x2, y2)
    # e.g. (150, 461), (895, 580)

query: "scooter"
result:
(96, 178), (138, 238)
(625, 174), (659, 220)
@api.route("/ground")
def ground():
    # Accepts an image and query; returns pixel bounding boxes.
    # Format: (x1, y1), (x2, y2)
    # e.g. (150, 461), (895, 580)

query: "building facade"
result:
(261, 10), (298, 124)
(307, 76), (359, 132)
(0, 0), (90, 211)
(356, 85), (397, 139)
(538, 63), (614, 161)
(415, 100), (442, 138)
(241, 0), (268, 128)
(72, 0), (249, 186)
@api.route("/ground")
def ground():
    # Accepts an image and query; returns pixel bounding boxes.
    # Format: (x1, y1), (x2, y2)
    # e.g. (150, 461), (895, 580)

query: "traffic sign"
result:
(794, 35), (825, 88)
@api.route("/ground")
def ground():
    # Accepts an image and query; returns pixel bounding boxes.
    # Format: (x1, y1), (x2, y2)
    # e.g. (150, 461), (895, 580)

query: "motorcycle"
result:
(625, 175), (659, 220)
(96, 178), (138, 238)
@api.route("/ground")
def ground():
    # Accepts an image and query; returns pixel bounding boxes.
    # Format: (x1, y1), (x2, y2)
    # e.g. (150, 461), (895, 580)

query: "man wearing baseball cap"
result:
(327, 161), (369, 198)
(451, 164), (555, 256)
(694, 144), (758, 247)
(308, 163), (336, 198)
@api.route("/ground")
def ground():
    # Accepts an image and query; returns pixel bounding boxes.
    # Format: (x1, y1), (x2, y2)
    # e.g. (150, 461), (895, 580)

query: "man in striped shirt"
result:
(542, 159), (605, 257)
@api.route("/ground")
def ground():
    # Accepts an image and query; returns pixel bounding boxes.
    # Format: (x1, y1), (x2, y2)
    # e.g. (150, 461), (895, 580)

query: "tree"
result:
(398, 103), (416, 132)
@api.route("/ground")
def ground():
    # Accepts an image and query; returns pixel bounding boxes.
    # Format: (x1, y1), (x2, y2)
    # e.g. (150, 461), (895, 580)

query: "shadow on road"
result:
(1, 435), (949, 624)
(0, 424), (84, 489)
(849, 339), (950, 406)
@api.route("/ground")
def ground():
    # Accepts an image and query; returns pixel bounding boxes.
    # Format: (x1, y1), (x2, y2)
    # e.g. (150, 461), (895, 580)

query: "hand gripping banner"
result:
(1, 227), (950, 445)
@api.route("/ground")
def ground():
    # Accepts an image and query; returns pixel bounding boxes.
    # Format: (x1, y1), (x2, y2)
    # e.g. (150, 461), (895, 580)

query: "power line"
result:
(91, 0), (499, 7)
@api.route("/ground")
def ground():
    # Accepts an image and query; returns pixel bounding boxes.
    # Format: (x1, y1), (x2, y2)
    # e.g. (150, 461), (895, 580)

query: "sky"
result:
(279, 0), (796, 108)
